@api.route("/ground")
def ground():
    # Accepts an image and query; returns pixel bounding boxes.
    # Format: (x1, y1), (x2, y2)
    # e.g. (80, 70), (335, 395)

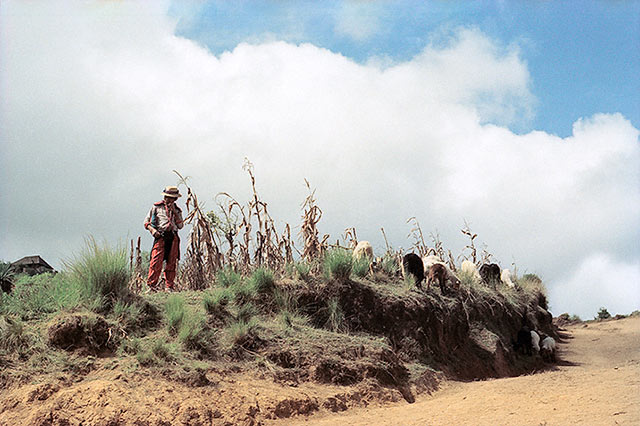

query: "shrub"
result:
(323, 248), (352, 280)
(0, 261), (14, 293)
(66, 237), (131, 311)
(351, 256), (370, 278)
(165, 295), (186, 335)
(596, 307), (611, 320)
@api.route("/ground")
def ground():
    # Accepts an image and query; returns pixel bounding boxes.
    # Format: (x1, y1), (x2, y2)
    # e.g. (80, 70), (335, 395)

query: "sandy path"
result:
(292, 317), (640, 425)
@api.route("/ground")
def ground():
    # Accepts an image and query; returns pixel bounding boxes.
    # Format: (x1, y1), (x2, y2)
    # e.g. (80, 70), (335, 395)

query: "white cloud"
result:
(550, 254), (640, 319)
(1, 2), (638, 317)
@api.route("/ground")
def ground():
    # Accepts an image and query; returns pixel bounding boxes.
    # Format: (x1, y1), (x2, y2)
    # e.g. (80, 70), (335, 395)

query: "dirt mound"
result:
(297, 316), (640, 425)
(298, 278), (553, 381)
(0, 368), (415, 425)
(47, 313), (115, 354)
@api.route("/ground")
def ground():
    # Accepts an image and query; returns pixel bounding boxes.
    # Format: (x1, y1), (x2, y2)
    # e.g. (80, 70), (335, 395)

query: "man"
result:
(144, 186), (184, 292)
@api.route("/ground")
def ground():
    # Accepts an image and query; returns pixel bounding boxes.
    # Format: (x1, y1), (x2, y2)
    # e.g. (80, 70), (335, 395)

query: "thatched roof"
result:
(12, 255), (54, 270)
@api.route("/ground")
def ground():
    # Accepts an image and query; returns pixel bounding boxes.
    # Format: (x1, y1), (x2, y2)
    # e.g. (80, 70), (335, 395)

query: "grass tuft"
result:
(323, 248), (352, 280)
(165, 295), (186, 335)
(0, 273), (81, 320)
(325, 298), (347, 333)
(0, 316), (33, 353)
(248, 267), (275, 294)
(66, 237), (131, 312)
(351, 256), (370, 278)
(216, 267), (242, 288)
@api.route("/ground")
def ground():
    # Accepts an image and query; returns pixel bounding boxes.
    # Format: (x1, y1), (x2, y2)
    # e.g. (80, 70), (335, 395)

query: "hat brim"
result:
(162, 192), (181, 198)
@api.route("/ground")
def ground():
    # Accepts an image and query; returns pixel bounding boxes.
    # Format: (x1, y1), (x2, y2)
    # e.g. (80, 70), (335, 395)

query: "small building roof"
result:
(12, 255), (54, 270)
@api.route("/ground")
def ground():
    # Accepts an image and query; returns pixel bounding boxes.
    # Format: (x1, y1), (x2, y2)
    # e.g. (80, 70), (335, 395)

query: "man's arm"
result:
(144, 207), (160, 237)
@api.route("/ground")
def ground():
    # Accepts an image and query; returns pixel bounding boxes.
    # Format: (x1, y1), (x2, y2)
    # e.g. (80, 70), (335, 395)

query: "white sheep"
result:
(352, 241), (373, 261)
(461, 260), (481, 281)
(501, 268), (516, 288)
(422, 255), (443, 274)
(540, 336), (557, 362)
(531, 330), (540, 353)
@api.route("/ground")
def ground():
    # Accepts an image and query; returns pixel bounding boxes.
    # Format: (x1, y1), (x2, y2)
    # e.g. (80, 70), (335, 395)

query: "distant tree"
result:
(596, 307), (611, 321)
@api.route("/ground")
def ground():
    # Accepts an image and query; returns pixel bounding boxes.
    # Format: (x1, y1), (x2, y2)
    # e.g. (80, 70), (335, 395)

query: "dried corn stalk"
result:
(460, 221), (478, 264)
(343, 227), (357, 248)
(428, 231), (445, 259)
(300, 179), (327, 261)
(408, 217), (429, 256)
(175, 170), (223, 289)
(128, 237), (145, 293)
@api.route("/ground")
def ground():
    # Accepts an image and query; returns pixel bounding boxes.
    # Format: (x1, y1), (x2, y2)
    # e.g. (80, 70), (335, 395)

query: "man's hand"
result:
(150, 227), (159, 238)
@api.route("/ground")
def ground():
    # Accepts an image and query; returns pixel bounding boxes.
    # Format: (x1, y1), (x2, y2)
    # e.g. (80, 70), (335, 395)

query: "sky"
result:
(1, 0), (639, 319)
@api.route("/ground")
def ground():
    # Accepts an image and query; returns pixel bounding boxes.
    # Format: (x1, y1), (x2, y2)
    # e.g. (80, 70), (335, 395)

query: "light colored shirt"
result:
(144, 201), (184, 233)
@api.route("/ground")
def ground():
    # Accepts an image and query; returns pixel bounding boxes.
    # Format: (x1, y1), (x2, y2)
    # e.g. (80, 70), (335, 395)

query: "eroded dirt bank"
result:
(290, 316), (640, 425)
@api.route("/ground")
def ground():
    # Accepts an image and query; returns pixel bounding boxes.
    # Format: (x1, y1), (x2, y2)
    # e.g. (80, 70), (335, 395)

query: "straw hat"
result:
(162, 186), (181, 198)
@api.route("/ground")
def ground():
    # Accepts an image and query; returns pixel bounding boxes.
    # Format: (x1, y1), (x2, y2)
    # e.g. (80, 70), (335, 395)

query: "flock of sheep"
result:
(515, 326), (558, 362)
(352, 240), (558, 363)
(352, 240), (517, 295)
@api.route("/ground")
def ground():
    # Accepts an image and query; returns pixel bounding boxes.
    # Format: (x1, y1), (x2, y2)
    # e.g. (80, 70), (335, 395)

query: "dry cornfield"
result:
(127, 166), (500, 291)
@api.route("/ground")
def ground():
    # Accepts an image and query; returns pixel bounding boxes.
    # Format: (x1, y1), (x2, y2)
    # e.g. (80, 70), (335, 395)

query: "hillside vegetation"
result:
(0, 168), (556, 424)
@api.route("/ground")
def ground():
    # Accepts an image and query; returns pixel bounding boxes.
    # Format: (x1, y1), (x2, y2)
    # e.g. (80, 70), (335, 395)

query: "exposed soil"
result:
(290, 316), (640, 425)
(2, 316), (637, 425)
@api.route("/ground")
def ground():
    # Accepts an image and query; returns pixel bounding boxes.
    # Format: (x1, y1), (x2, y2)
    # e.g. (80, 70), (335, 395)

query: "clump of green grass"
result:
(223, 317), (260, 353)
(325, 298), (347, 333)
(402, 274), (418, 292)
(66, 237), (131, 312)
(177, 310), (215, 353)
(517, 274), (548, 309)
(380, 254), (399, 276)
(203, 287), (233, 315)
(248, 267), (275, 294)
(0, 273), (81, 320)
(216, 266), (242, 288)
(236, 303), (257, 324)
(323, 248), (352, 280)
(113, 300), (144, 332)
(0, 315), (33, 353)
(136, 339), (179, 366)
(165, 295), (186, 335)
(351, 256), (370, 278)
(294, 261), (311, 281)
(232, 280), (257, 305)
(273, 287), (296, 312)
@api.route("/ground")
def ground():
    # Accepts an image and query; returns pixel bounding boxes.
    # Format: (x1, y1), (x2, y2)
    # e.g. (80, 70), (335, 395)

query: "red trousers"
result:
(147, 232), (180, 289)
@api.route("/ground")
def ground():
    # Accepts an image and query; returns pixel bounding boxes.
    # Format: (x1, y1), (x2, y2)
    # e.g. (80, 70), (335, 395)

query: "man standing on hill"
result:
(144, 186), (184, 292)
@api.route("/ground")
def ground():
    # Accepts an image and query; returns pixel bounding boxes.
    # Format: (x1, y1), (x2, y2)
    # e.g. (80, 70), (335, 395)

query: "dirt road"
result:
(292, 317), (640, 425)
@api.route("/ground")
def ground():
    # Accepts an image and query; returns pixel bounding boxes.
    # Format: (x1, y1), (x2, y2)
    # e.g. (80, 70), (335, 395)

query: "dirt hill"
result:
(291, 316), (640, 425)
